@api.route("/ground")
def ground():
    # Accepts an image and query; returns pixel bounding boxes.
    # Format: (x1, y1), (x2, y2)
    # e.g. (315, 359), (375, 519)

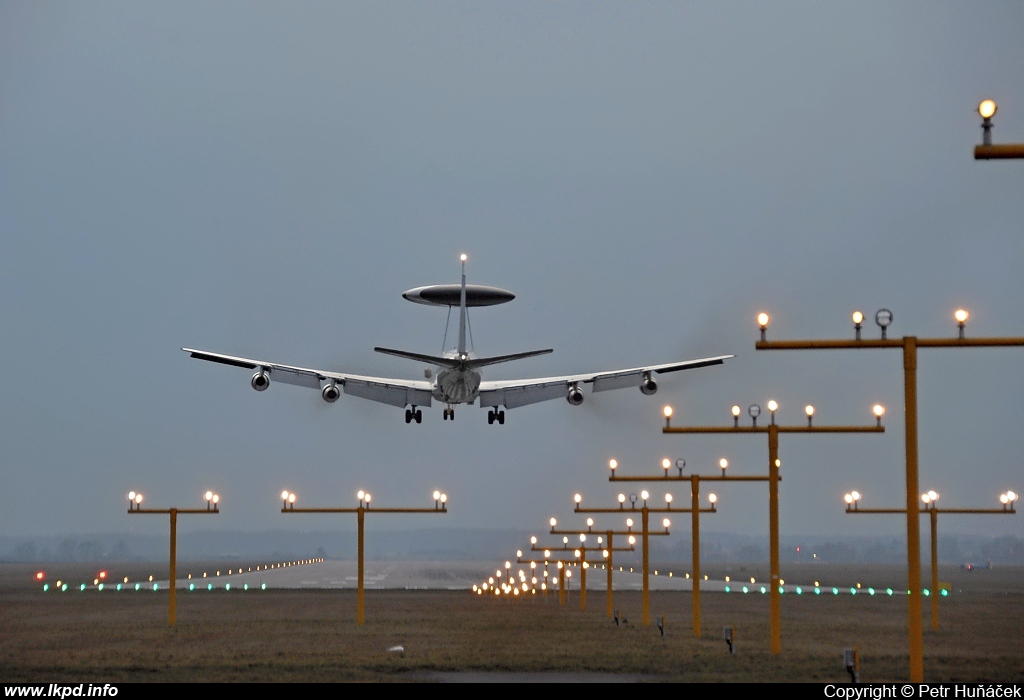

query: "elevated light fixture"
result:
(1000, 491), (1018, 509)
(663, 405), (673, 428)
(617, 493), (626, 508)
(873, 404), (886, 427)
(853, 311), (864, 340)
(767, 399), (779, 425)
(805, 404), (815, 427)
(719, 458), (728, 477)
(875, 308), (893, 339)
(955, 309), (969, 339)
(979, 99), (997, 145)
(731, 404), (741, 427)
(748, 404), (761, 427)
(844, 490), (862, 511)
(609, 458), (618, 473)
(757, 312), (770, 341)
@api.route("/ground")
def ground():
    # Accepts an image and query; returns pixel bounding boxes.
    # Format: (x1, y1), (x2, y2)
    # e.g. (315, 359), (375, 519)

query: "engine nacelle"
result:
(321, 382), (341, 403)
(640, 376), (658, 395)
(567, 386), (584, 406)
(251, 370), (270, 391)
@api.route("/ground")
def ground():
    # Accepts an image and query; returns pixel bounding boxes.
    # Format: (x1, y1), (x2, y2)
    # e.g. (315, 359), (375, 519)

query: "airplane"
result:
(183, 255), (733, 425)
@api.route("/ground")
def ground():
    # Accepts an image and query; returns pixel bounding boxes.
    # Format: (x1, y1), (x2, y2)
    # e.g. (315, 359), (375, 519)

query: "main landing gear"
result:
(443, 406), (455, 421)
(405, 407), (422, 424)
(487, 408), (505, 425)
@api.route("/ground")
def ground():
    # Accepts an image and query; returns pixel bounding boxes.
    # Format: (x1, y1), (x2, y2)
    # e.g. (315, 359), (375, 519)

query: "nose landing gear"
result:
(443, 406), (455, 421)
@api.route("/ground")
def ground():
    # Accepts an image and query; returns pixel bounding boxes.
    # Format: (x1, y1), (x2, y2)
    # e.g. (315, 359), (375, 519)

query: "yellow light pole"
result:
(514, 552), (571, 603)
(662, 400), (884, 653)
(974, 99), (1024, 160)
(844, 489), (1017, 629)
(280, 489), (447, 625)
(538, 526), (635, 615)
(125, 490), (220, 626)
(548, 519), (634, 618)
(571, 493), (674, 626)
(756, 309), (1024, 680)
(608, 458), (722, 637)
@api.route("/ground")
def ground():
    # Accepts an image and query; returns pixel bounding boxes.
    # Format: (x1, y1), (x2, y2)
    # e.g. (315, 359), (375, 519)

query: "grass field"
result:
(2, 562), (1022, 683)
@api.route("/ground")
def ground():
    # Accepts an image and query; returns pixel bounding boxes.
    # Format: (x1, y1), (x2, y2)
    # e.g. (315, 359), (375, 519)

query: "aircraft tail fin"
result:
(457, 254), (468, 355)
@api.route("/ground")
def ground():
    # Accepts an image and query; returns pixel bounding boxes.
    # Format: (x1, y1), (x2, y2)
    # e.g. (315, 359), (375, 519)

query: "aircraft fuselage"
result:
(434, 364), (482, 405)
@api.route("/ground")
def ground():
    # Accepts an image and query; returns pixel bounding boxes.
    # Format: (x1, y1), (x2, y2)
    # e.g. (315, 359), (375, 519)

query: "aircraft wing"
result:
(476, 355), (733, 409)
(182, 348), (434, 408)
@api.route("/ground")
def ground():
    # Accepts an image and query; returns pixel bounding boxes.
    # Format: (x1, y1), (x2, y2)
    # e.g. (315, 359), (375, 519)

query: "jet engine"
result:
(640, 373), (658, 395)
(321, 382), (341, 403)
(251, 370), (270, 391)
(567, 386), (584, 406)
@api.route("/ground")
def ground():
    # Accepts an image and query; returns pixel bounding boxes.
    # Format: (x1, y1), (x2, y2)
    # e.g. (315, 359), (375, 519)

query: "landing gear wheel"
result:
(415, 409), (422, 424)
(405, 409), (412, 424)
(497, 410), (505, 425)
(488, 410), (495, 425)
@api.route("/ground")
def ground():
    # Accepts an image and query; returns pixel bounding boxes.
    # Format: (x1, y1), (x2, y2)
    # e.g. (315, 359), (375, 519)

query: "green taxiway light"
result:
(814, 587), (821, 595)
(261, 583), (266, 590)
(116, 584), (122, 591)
(207, 583), (213, 591)
(832, 587), (839, 595)
(724, 585), (730, 593)
(887, 588), (893, 595)
(189, 583), (195, 591)
(742, 586), (749, 594)
(152, 584), (159, 591)
(225, 584), (231, 591)
(134, 583), (140, 591)
(243, 584), (249, 591)
(923, 589), (930, 597)
(98, 584), (104, 591)
(941, 589), (948, 597)
(850, 587), (856, 595)
(61, 584), (68, 592)
(760, 586), (766, 594)
(80, 584), (86, 591)
(42, 584), (49, 592)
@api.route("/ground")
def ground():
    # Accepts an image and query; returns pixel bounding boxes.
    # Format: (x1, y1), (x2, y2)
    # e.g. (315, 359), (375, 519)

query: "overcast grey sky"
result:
(1, 2), (1022, 544)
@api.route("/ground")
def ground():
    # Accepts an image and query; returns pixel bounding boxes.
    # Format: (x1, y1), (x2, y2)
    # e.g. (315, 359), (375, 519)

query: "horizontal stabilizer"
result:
(374, 347), (462, 368)
(468, 349), (553, 368)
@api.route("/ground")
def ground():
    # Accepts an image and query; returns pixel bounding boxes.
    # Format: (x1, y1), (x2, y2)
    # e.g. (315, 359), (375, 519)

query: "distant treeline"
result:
(2, 529), (1022, 565)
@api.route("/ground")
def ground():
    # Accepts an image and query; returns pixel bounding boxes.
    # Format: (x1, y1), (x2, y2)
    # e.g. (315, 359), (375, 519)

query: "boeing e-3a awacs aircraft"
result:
(183, 255), (732, 425)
